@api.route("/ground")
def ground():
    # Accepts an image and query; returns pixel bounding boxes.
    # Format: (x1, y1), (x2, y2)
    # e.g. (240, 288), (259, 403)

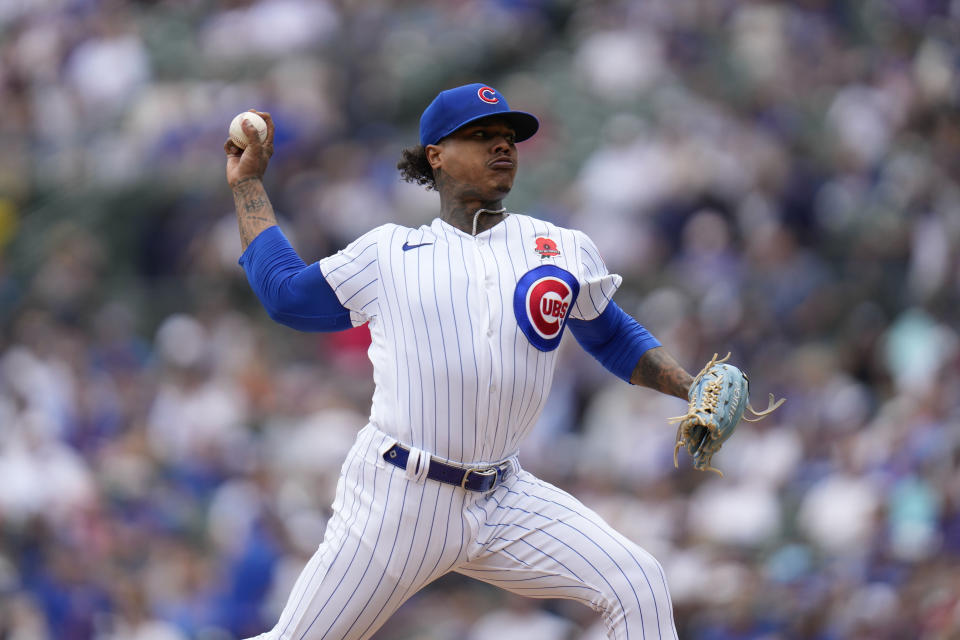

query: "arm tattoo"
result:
(243, 197), (269, 213)
(630, 347), (694, 400)
(231, 178), (278, 249)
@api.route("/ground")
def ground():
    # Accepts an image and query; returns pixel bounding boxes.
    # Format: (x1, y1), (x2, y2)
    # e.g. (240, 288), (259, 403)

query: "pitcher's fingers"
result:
(224, 138), (242, 156)
(241, 117), (263, 150)
(252, 109), (274, 142)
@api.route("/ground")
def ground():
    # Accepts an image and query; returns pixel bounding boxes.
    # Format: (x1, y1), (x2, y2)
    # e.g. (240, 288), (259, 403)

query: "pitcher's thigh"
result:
(456, 473), (677, 640)
(249, 459), (466, 640)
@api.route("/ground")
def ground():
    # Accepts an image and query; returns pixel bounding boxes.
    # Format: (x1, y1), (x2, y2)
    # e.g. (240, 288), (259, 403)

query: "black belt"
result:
(382, 444), (511, 493)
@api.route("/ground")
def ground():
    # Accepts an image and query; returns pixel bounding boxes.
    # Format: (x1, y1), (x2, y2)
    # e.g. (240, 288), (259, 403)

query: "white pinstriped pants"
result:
(246, 424), (677, 640)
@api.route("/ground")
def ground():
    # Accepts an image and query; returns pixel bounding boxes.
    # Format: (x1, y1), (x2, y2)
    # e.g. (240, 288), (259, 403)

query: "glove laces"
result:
(669, 353), (786, 476)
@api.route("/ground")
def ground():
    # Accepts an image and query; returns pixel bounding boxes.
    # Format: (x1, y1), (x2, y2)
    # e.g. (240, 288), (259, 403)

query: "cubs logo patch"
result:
(534, 237), (560, 259)
(513, 265), (580, 352)
(477, 86), (499, 104)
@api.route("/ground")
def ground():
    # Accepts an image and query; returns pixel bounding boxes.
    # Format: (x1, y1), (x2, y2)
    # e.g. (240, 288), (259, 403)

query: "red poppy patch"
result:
(534, 237), (560, 259)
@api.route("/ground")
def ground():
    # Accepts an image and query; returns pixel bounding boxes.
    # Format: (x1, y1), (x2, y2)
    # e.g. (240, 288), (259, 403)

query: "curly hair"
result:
(397, 145), (437, 191)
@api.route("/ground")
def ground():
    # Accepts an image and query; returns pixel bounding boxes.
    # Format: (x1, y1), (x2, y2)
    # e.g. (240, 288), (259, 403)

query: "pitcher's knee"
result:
(597, 548), (674, 638)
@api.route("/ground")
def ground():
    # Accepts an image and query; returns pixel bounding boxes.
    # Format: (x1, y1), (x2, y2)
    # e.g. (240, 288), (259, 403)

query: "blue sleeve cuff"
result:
(239, 226), (353, 332)
(566, 301), (661, 383)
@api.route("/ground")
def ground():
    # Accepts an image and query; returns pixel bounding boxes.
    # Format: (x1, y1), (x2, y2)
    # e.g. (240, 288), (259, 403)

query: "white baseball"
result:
(229, 112), (267, 149)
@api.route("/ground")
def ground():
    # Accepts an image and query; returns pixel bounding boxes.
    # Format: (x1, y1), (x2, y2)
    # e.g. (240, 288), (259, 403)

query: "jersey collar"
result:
(432, 213), (512, 239)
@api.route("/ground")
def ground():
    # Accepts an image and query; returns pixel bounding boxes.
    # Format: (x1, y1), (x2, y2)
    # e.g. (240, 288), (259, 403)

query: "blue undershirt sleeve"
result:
(238, 226), (353, 332)
(566, 301), (662, 383)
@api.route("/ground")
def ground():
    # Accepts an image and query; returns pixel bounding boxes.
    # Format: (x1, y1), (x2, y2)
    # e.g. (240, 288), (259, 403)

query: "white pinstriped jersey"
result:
(318, 213), (621, 465)
(249, 213), (679, 640)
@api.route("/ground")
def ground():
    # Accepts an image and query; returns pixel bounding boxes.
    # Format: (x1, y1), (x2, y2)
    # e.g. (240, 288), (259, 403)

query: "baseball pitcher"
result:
(224, 83), (781, 640)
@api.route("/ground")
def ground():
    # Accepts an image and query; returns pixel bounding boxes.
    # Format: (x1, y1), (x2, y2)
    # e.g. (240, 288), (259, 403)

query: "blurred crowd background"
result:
(1, 0), (959, 638)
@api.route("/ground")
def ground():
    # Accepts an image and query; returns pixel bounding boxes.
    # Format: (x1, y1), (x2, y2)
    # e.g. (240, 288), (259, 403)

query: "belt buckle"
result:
(460, 466), (498, 491)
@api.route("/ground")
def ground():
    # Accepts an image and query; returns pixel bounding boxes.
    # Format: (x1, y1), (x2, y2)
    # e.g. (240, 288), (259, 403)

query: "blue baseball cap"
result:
(419, 83), (540, 147)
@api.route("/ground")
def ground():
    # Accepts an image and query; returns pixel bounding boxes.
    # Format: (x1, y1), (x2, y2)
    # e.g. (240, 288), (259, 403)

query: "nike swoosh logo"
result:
(402, 241), (433, 252)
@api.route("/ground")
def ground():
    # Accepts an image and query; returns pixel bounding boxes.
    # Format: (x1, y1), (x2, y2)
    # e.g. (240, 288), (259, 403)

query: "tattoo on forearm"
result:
(231, 176), (260, 188)
(243, 197), (269, 212)
(631, 347), (694, 400)
(238, 215), (273, 243)
(242, 215), (274, 224)
(231, 178), (278, 249)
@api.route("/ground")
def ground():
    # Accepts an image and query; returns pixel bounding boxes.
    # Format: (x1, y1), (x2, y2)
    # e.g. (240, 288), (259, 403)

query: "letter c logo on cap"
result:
(478, 86), (499, 104)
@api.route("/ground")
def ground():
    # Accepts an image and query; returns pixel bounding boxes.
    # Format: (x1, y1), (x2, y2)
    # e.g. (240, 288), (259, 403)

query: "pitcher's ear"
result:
(426, 144), (443, 170)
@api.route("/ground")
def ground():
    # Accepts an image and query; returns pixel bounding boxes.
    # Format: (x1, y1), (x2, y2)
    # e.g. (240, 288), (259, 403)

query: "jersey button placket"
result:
(479, 240), (502, 403)
(470, 235), (493, 437)
(482, 264), (497, 341)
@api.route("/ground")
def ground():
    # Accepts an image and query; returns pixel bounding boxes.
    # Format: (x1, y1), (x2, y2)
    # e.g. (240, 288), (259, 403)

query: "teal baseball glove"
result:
(670, 353), (784, 476)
